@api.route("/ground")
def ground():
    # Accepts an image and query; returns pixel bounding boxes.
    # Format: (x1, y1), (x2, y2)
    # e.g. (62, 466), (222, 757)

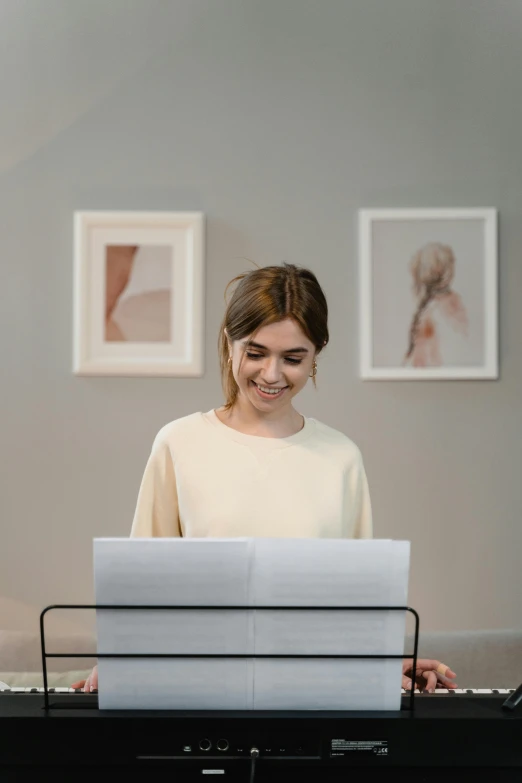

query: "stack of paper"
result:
(93, 538), (410, 711)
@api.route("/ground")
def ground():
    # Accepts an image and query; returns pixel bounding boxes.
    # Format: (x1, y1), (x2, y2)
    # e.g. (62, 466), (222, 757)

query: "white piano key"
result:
(5, 686), (514, 698)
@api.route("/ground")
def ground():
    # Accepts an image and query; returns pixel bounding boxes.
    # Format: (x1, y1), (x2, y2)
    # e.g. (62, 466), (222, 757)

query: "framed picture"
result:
(73, 211), (204, 376)
(358, 208), (498, 380)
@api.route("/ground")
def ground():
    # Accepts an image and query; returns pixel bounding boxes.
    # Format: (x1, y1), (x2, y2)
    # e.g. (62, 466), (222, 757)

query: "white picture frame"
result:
(73, 210), (204, 376)
(358, 208), (498, 380)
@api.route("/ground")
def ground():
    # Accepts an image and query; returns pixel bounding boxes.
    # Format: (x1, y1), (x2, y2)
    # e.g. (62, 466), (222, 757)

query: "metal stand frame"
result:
(39, 604), (420, 712)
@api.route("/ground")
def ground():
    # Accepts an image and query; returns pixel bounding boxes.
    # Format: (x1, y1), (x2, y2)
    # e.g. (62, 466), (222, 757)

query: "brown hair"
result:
(218, 263), (329, 411)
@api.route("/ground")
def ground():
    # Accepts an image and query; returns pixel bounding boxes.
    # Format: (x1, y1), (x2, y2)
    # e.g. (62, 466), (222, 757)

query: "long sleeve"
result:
(346, 449), (373, 539)
(130, 432), (181, 538)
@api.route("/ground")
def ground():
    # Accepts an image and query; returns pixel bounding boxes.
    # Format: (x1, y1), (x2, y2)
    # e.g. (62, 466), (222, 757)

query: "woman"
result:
(74, 263), (457, 694)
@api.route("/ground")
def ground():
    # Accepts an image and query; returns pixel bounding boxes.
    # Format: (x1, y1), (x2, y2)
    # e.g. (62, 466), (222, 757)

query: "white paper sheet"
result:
(252, 539), (410, 710)
(93, 537), (410, 711)
(94, 538), (255, 710)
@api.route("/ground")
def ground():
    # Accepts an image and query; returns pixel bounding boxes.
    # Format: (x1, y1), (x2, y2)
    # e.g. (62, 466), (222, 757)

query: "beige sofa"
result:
(0, 630), (96, 688)
(1, 628), (521, 690)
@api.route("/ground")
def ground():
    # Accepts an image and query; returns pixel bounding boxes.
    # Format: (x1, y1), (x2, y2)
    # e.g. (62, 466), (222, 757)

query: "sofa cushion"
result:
(0, 630), (97, 672)
(0, 670), (92, 688)
(406, 629), (522, 688)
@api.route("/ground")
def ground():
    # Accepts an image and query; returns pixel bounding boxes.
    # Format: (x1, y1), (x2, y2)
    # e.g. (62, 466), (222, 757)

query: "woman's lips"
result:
(251, 380), (288, 399)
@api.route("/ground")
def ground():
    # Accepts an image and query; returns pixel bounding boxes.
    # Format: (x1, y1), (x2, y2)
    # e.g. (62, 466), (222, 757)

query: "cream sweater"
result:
(130, 410), (372, 540)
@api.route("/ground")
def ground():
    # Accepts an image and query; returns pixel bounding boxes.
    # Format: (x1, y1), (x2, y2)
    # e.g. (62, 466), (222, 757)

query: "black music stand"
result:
(39, 604), (420, 712)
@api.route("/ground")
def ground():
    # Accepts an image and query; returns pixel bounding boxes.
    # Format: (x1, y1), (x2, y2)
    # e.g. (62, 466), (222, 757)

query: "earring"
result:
(228, 355), (232, 365)
(309, 359), (317, 379)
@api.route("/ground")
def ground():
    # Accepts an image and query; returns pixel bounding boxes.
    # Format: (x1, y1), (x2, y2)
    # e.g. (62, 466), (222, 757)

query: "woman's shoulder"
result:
(310, 418), (364, 463)
(152, 411), (206, 447)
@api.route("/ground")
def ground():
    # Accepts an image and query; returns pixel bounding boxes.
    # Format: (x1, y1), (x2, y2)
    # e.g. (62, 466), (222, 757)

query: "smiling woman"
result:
(220, 317), (319, 436)
(217, 264), (327, 430)
(131, 263), (369, 538)
(73, 262), (456, 694)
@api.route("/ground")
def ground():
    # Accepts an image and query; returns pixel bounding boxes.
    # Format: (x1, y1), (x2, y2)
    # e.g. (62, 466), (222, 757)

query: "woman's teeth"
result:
(253, 382), (286, 395)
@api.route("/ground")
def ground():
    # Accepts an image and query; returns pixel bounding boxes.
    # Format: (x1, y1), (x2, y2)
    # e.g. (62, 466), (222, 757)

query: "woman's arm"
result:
(345, 449), (373, 539)
(130, 432), (181, 537)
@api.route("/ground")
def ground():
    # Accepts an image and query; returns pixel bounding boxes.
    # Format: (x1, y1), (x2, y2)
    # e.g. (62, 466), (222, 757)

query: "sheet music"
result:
(252, 539), (409, 710)
(93, 538), (410, 710)
(94, 538), (255, 710)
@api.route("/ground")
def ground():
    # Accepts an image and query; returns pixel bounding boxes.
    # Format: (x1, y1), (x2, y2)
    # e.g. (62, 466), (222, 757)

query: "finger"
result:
(83, 676), (91, 694)
(422, 670), (437, 692)
(91, 667), (98, 690)
(402, 676), (413, 690)
(70, 680), (86, 689)
(437, 673), (458, 688)
(416, 659), (457, 679)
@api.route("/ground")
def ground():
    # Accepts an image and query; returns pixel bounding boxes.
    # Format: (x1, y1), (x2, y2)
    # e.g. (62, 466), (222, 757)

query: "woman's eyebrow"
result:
(242, 340), (309, 354)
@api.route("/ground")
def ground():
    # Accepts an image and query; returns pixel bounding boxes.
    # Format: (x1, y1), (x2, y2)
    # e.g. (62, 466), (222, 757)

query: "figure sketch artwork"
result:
(359, 209), (498, 380)
(403, 241), (468, 368)
(74, 211), (204, 377)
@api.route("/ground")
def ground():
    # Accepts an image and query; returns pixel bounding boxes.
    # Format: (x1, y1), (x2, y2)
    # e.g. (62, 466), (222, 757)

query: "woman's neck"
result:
(215, 401), (304, 438)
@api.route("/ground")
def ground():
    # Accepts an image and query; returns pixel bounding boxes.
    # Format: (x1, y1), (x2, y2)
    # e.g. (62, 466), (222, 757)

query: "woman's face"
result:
(228, 318), (316, 413)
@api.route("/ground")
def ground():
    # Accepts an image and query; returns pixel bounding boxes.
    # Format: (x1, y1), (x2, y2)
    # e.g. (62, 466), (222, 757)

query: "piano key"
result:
(1, 686), (515, 698)
(0, 688), (90, 695)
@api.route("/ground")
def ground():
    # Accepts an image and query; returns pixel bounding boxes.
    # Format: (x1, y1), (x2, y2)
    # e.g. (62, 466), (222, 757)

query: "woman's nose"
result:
(259, 357), (283, 383)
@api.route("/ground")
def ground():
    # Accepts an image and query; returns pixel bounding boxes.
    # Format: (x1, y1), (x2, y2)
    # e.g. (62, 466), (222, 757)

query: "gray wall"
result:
(1, 0), (521, 637)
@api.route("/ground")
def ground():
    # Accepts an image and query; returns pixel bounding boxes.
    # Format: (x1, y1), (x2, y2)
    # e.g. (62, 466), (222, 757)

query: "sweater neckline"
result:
(203, 409), (315, 448)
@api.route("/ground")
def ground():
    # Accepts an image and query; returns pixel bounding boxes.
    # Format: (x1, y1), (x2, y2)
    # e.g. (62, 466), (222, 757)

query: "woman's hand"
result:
(71, 665), (98, 693)
(402, 658), (457, 693)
